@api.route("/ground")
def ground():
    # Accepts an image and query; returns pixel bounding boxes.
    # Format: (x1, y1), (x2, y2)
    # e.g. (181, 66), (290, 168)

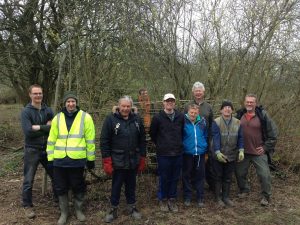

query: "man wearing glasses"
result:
(21, 84), (56, 219)
(235, 94), (278, 206)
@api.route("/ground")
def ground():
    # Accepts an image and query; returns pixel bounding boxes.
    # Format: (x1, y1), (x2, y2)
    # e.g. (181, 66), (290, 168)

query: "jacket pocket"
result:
(111, 149), (125, 168)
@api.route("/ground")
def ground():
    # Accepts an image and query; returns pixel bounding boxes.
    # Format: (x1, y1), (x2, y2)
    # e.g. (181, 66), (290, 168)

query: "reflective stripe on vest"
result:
(86, 140), (95, 144)
(53, 110), (90, 159)
(57, 111), (86, 139)
(47, 141), (56, 146)
(55, 146), (86, 151)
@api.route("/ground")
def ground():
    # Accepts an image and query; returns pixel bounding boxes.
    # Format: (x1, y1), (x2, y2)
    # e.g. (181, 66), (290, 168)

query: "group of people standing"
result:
(20, 82), (277, 224)
(21, 85), (96, 225)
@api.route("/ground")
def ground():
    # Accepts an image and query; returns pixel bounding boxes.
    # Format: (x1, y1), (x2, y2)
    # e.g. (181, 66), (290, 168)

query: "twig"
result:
(2, 146), (23, 151)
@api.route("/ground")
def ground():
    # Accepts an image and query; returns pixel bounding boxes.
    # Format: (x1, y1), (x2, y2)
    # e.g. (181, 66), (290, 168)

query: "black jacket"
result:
(100, 111), (146, 169)
(21, 103), (54, 149)
(150, 109), (184, 156)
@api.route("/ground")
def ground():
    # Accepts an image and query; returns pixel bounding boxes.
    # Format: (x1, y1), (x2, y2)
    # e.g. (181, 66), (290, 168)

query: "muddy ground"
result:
(0, 104), (300, 225)
(1, 159), (300, 225)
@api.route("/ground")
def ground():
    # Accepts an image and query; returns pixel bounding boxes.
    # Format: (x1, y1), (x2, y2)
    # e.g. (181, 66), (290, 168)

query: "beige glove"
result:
(238, 149), (244, 162)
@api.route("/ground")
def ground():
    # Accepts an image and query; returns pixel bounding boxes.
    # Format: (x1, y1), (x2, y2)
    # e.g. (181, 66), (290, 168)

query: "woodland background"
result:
(1, 0), (300, 162)
(0, 1), (300, 224)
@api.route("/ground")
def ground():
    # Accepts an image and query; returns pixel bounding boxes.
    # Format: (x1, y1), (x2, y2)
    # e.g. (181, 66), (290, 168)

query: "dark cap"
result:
(220, 100), (233, 110)
(63, 91), (78, 104)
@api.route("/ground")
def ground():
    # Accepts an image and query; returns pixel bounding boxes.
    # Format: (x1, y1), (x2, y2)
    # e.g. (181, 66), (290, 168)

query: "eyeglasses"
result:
(165, 99), (175, 102)
(31, 93), (43, 95)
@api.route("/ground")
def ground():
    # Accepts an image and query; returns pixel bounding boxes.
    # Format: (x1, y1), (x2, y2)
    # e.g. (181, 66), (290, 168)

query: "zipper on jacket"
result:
(194, 123), (198, 155)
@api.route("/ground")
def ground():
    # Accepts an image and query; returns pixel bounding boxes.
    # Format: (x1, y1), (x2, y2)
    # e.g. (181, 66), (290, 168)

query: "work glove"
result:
(137, 157), (146, 173)
(102, 157), (113, 176)
(216, 151), (228, 163)
(86, 160), (95, 170)
(238, 149), (244, 162)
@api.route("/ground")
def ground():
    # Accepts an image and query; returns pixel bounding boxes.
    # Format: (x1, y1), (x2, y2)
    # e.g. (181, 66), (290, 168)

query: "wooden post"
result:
(42, 52), (66, 195)
(42, 170), (47, 195)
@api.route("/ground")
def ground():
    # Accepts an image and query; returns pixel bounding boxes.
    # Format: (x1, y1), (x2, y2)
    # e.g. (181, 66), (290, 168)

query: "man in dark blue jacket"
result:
(212, 100), (244, 207)
(150, 93), (184, 213)
(100, 96), (146, 223)
(20, 84), (55, 219)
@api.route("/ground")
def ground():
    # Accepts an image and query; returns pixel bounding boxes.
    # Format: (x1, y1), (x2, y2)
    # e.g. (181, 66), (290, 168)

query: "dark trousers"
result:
(182, 154), (205, 201)
(22, 147), (55, 207)
(53, 167), (86, 196)
(157, 155), (182, 200)
(212, 159), (235, 184)
(235, 154), (271, 198)
(206, 152), (216, 191)
(111, 169), (137, 207)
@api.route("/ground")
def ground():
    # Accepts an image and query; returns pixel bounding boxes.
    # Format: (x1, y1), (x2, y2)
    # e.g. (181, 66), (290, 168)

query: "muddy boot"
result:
(168, 198), (178, 212)
(74, 193), (86, 222)
(127, 204), (142, 220)
(104, 206), (118, 223)
(57, 195), (69, 225)
(215, 182), (225, 207)
(222, 182), (234, 207)
(159, 199), (169, 212)
(197, 199), (205, 208)
(24, 207), (35, 219)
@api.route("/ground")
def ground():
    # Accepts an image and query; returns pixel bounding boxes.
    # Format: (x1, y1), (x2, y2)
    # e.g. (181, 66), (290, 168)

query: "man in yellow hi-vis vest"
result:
(47, 91), (95, 225)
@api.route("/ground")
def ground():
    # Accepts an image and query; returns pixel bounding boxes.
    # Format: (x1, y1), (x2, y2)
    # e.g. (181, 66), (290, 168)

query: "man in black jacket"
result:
(20, 84), (55, 219)
(150, 93), (184, 213)
(100, 96), (146, 223)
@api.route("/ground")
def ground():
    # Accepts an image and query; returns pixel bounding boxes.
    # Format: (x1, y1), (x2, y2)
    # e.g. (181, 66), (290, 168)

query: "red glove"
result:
(102, 157), (113, 176)
(137, 157), (146, 173)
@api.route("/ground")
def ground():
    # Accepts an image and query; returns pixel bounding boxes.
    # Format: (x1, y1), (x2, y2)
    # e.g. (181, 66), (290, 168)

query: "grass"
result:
(0, 104), (24, 177)
(0, 151), (23, 177)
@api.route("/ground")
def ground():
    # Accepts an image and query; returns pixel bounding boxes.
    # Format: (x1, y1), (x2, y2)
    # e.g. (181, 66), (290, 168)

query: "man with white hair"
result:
(185, 82), (215, 191)
(185, 82), (213, 126)
(100, 96), (146, 223)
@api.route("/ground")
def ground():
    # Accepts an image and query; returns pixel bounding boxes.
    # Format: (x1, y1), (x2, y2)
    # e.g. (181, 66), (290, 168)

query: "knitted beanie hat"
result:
(63, 91), (78, 104)
(220, 100), (233, 110)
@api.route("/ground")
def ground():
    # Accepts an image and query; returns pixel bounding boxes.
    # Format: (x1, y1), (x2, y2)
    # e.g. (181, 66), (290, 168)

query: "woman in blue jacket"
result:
(182, 104), (208, 207)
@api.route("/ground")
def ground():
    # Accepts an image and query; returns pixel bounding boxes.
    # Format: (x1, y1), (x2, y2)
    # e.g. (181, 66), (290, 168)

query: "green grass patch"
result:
(0, 151), (23, 177)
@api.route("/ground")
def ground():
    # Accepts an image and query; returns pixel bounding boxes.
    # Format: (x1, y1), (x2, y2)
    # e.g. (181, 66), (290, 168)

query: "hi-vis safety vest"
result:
(46, 110), (95, 161)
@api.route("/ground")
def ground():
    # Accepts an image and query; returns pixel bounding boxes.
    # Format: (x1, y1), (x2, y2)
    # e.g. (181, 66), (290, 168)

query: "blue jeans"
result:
(111, 169), (137, 206)
(182, 154), (205, 201)
(22, 147), (55, 207)
(157, 155), (182, 200)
